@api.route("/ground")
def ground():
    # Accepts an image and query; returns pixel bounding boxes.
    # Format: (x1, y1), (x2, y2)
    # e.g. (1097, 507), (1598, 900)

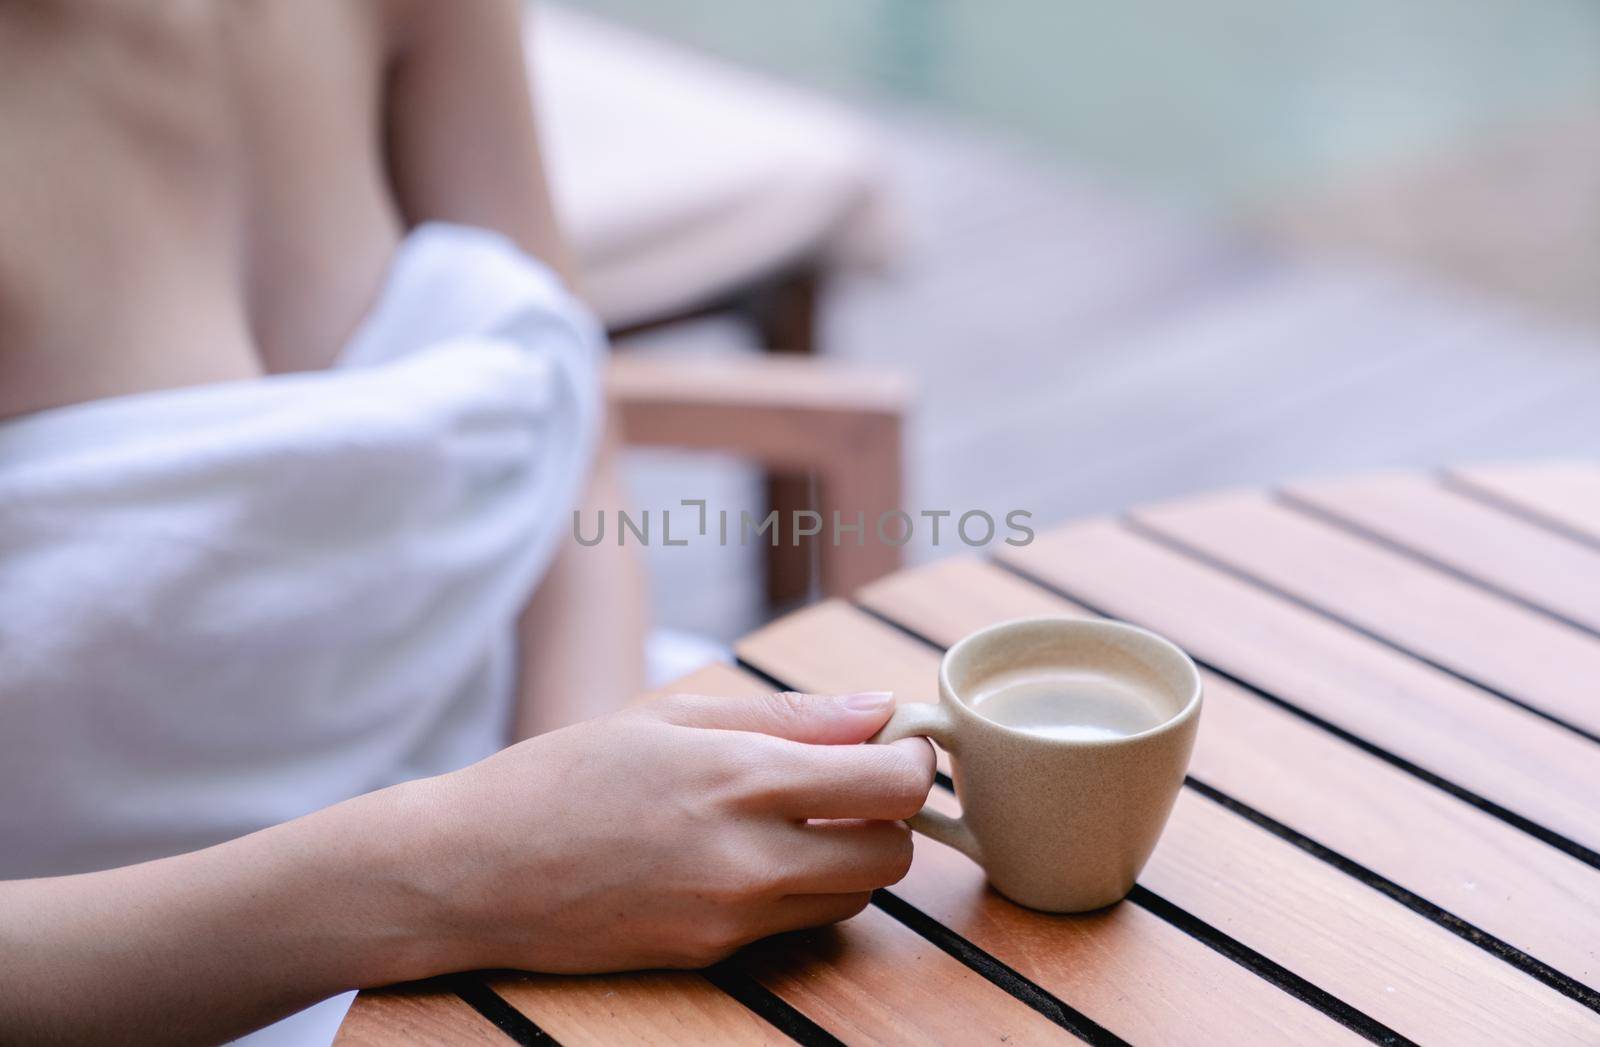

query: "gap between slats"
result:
(448, 975), (559, 1045)
(1443, 470), (1600, 555)
(868, 890), (1131, 1047)
(700, 965), (846, 1046)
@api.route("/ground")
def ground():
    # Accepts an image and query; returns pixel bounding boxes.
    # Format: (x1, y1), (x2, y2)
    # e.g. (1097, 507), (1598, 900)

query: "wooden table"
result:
(337, 464), (1600, 1045)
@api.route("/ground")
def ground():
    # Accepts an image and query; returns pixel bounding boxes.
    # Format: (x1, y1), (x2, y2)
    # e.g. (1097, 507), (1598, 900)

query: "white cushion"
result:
(530, 6), (895, 329)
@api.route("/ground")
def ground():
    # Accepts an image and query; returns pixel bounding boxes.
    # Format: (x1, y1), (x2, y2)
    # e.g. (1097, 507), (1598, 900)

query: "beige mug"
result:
(874, 616), (1202, 913)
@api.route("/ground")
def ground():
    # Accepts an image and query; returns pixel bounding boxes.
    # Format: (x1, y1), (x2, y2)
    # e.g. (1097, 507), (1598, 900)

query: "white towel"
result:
(0, 222), (603, 879)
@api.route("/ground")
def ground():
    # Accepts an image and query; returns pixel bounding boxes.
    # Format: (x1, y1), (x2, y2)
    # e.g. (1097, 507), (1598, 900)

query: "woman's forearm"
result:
(0, 784), (448, 1046)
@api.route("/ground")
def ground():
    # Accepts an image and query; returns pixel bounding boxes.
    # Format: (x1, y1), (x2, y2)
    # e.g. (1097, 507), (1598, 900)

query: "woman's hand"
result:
(407, 689), (936, 972)
(0, 690), (932, 1044)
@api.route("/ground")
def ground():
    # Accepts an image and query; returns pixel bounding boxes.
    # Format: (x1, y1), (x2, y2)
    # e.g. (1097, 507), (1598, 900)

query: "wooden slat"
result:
(739, 602), (1600, 1044)
(485, 971), (785, 1046)
(1130, 489), (1600, 736)
(737, 907), (1066, 1046)
(860, 557), (1600, 990)
(1449, 461), (1600, 544)
(1284, 471), (1600, 634)
(334, 983), (504, 1046)
(1000, 519), (1600, 854)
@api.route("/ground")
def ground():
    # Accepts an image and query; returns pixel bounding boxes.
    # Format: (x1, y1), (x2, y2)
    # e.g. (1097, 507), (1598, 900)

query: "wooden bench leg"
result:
(817, 409), (904, 596)
(765, 473), (818, 605)
(747, 266), (824, 607)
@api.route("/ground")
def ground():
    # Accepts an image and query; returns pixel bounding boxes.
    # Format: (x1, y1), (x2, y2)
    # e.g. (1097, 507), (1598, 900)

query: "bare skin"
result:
(0, 691), (936, 1044)
(0, 1), (918, 1042)
(0, 0), (642, 722)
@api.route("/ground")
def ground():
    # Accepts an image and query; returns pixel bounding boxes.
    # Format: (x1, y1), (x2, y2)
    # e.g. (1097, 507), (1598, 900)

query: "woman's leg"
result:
(512, 417), (650, 738)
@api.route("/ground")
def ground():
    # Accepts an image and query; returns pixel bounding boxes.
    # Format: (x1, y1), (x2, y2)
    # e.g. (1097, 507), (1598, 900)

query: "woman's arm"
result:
(2, 693), (932, 1045)
(383, 0), (647, 736)
(0, 785), (442, 1044)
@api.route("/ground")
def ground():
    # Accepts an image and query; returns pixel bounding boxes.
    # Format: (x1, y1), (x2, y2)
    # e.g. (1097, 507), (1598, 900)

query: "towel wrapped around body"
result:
(0, 222), (603, 879)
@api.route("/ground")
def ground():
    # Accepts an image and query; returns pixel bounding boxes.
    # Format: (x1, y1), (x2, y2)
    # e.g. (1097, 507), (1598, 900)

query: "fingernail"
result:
(845, 691), (894, 712)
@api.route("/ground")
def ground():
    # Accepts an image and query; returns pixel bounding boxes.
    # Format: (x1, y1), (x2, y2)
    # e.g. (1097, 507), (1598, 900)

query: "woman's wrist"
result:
(303, 776), (480, 987)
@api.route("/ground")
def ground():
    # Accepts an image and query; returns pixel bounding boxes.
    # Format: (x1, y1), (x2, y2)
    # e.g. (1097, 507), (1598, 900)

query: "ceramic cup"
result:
(873, 616), (1202, 913)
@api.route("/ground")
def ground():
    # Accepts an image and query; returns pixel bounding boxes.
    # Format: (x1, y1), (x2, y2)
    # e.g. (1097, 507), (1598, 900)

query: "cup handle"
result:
(871, 703), (983, 864)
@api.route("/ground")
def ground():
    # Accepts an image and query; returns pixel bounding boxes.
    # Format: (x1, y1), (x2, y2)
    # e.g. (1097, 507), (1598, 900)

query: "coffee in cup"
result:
(968, 669), (1169, 741)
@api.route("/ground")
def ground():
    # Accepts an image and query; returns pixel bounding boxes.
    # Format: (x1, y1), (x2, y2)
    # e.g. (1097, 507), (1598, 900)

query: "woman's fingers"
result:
(766, 819), (916, 895)
(652, 691), (896, 744)
(743, 736), (935, 821)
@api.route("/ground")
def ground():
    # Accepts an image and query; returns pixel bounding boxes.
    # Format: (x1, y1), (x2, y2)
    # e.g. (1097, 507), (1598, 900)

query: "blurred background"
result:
(533, 0), (1600, 643)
